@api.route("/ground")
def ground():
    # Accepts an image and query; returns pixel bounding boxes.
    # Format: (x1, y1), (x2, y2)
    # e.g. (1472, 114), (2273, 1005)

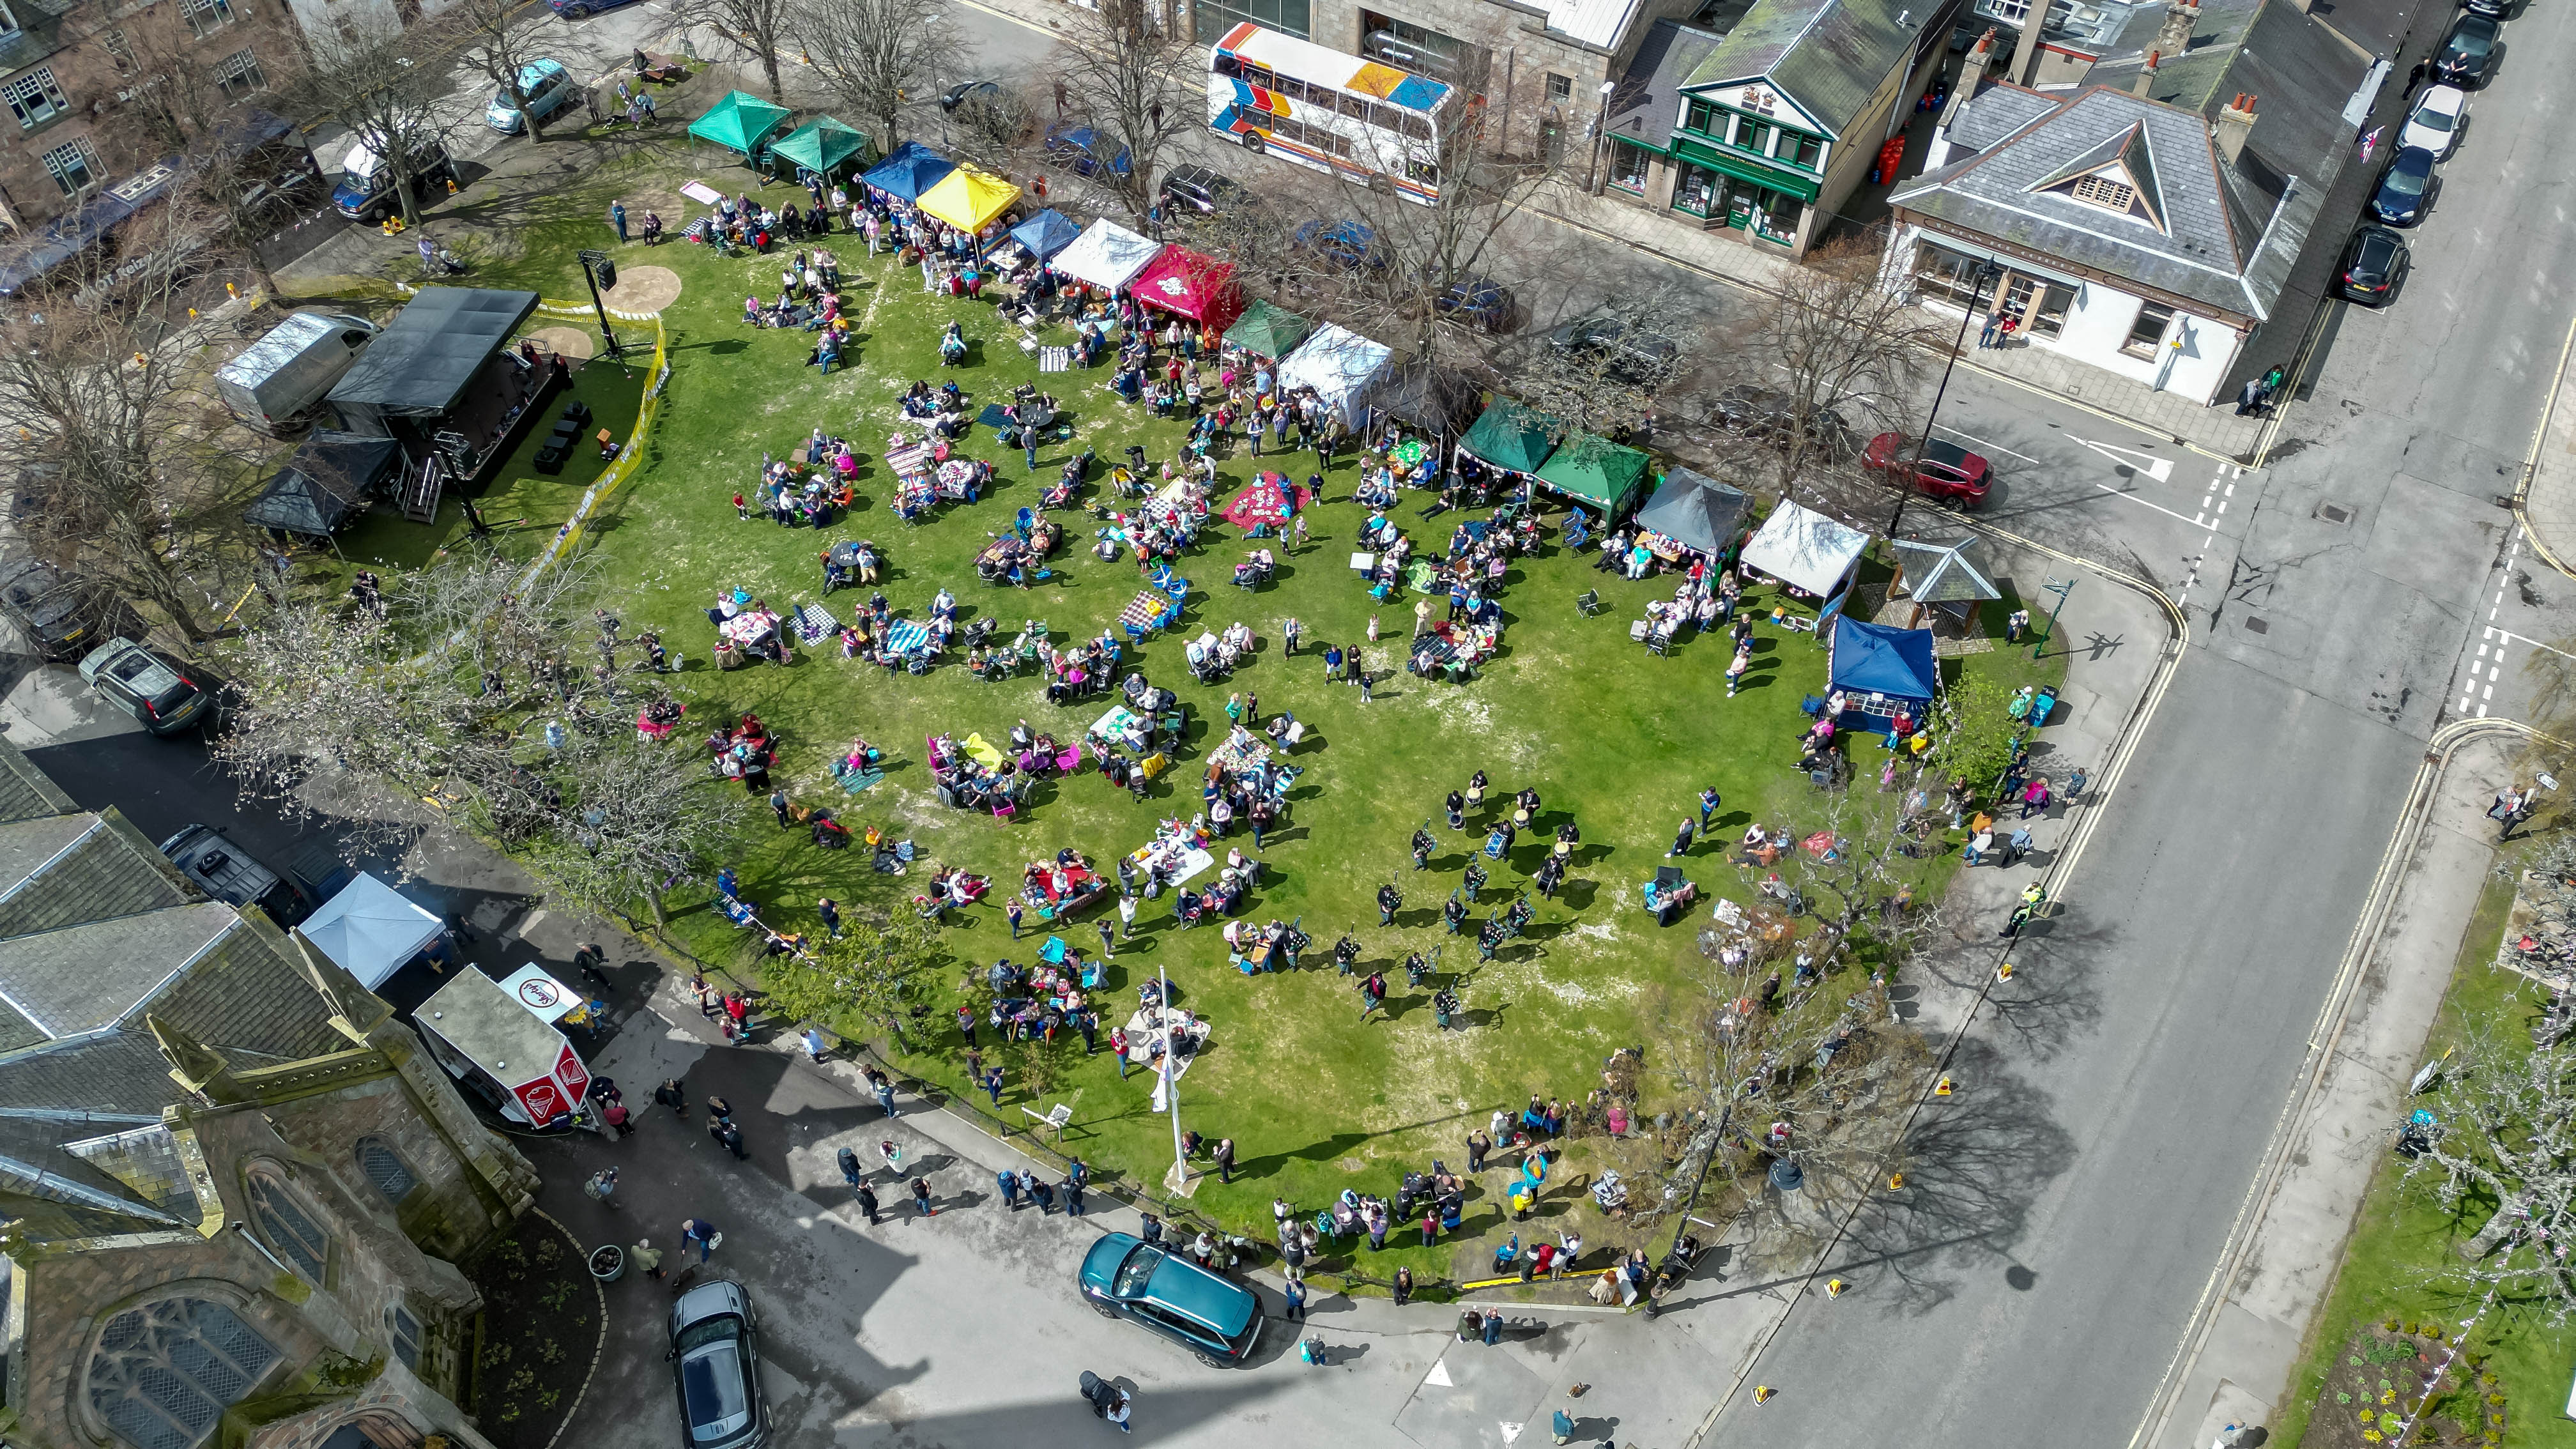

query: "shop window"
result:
(2122, 302), (2175, 358)
(1673, 162), (1720, 217)
(86, 1298), (279, 1449)
(246, 1166), (330, 1282)
(1607, 140), (1652, 194)
(1913, 243), (1996, 308)
(1750, 192), (1802, 243)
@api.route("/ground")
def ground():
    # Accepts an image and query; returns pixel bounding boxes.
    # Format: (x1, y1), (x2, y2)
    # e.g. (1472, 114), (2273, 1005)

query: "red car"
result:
(1866, 432), (1991, 506)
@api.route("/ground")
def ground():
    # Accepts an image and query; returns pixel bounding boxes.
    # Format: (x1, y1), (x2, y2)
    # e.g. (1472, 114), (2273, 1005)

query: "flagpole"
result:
(1160, 958), (1186, 1192)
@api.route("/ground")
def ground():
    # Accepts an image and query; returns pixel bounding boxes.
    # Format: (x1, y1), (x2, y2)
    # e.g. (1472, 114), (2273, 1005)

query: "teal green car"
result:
(1078, 1232), (1265, 1365)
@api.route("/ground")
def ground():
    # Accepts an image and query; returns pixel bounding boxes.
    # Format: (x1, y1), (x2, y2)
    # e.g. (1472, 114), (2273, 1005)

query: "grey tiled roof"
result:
(0, 0), (79, 89)
(0, 740), (75, 824)
(1945, 84), (2060, 153)
(1607, 20), (1728, 150)
(0, 815), (187, 940)
(1683, 0), (1939, 135)
(0, 814), (98, 896)
(0, 901), (235, 1038)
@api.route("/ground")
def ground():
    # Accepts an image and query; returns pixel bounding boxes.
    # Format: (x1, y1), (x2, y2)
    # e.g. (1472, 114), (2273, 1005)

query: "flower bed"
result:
(467, 1213), (602, 1449)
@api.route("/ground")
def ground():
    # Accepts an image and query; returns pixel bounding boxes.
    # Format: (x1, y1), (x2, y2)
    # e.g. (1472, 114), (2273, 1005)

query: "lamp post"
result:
(1585, 79), (1618, 194)
(1886, 260), (2002, 543)
(575, 249), (623, 358)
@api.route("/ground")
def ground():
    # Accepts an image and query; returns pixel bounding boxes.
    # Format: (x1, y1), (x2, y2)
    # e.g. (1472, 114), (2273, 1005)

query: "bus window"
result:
(1276, 75), (1307, 102)
(1406, 158), (1439, 183)
(1397, 112), (1431, 141)
(1214, 54), (1239, 77)
(1243, 63), (1276, 90)
(1338, 91), (1373, 125)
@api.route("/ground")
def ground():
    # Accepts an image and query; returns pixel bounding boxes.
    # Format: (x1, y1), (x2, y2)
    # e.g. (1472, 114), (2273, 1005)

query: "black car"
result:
(940, 79), (1002, 112)
(1544, 314), (1678, 383)
(2458, 0), (2510, 23)
(1160, 164), (1246, 217)
(2433, 13), (2497, 84)
(0, 555), (113, 663)
(2336, 226), (2409, 306)
(1435, 275), (1515, 332)
(2367, 146), (2439, 226)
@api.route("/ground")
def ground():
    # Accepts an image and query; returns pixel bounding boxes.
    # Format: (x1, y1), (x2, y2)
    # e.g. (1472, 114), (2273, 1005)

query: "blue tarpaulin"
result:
(1009, 208), (1082, 262)
(862, 142), (953, 200)
(1827, 617), (1937, 734)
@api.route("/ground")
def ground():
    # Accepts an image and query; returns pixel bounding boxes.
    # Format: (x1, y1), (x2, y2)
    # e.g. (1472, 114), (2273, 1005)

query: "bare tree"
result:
(445, 0), (564, 145)
(947, 82), (1040, 175)
(1731, 234), (1940, 500)
(671, 0), (795, 103)
(2401, 1017), (2576, 1319)
(532, 735), (749, 926)
(1512, 280), (1702, 443)
(286, 21), (457, 227)
(789, 0), (966, 164)
(1048, 0), (1202, 224)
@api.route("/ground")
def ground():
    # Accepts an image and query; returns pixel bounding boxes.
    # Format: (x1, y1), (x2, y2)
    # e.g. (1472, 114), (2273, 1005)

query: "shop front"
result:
(1912, 238), (2078, 341)
(1668, 138), (1815, 247)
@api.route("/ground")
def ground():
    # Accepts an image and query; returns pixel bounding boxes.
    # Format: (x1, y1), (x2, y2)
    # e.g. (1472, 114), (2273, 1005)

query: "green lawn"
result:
(2270, 869), (2575, 1448)
(347, 146), (2064, 1282)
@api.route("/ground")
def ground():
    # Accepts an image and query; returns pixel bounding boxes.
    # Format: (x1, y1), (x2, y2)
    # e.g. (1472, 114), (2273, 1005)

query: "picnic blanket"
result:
(935, 459), (985, 498)
(886, 620), (933, 654)
(1126, 1006), (1212, 1077)
(1118, 590), (1170, 629)
(975, 402), (1012, 430)
(1128, 839), (1215, 887)
(793, 602), (838, 643)
(961, 732), (1008, 770)
(1222, 471), (1312, 532)
(1089, 704), (1149, 750)
(1206, 729), (1270, 777)
(885, 441), (933, 477)
(1039, 346), (1071, 372)
(1391, 438), (1428, 468)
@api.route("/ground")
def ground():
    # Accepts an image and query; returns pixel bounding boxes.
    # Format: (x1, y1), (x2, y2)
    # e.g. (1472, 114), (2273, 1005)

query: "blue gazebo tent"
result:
(861, 142), (954, 201)
(1826, 617), (1938, 735)
(1009, 208), (1082, 262)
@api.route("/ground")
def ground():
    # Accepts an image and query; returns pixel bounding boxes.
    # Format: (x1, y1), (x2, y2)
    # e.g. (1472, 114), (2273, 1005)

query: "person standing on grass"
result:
(610, 199), (629, 243)
(983, 1065), (1006, 1107)
(1214, 1137), (1237, 1183)
(1699, 786), (1722, 828)
(1006, 896), (1025, 939)
(1667, 819), (1695, 858)
(1726, 643), (1751, 696)
(1322, 641), (1344, 680)
(1119, 892), (1138, 939)
(818, 896), (841, 937)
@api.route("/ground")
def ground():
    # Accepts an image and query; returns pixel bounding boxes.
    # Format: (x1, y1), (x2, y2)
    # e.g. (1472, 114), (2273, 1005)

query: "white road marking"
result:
(2097, 484), (2211, 528)
(1931, 424), (2039, 464)
(2071, 436), (2178, 482)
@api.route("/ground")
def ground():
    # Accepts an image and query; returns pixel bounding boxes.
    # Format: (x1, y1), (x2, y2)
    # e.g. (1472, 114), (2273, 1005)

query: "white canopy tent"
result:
(295, 872), (442, 990)
(1741, 500), (1870, 598)
(1052, 218), (1163, 291)
(1276, 324), (1394, 427)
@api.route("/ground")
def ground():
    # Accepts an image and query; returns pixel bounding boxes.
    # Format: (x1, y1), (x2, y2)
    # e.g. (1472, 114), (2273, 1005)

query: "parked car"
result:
(2458, 0), (2510, 21)
(1078, 1232), (1265, 1367)
(1292, 218), (1392, 273)
(2398, 83), (2466, 157)
(1864, 432), (1991, 505)
(1160, 164), (1248, 217)
(1043, 123), (1132, 178)
(550, 0), (645, 18)
(487, 59), (578, 134)
(2367, 146), (2440, 226)
(2336, 226), (2410, 306)
(668, 1280), (766, 1449)
(79, 637), (213, 737)
(0, 555), (117, 662)
(160, 824), (313, 925)
(1434, 274), (1515, 332)
(940, 79), (1002, 112)
(1712, 383), (1855, 457)
(2432, 13), (2497, 85)
(1544, 314), (1678, 384)
(328, 130), (456, 222)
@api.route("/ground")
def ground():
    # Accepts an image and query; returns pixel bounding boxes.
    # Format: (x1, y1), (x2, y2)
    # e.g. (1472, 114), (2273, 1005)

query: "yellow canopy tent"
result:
(916, 165), (1020, 234)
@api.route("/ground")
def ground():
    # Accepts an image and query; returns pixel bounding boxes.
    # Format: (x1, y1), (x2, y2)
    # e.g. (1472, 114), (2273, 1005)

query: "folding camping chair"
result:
(1039, 935), (1070, 965)
(1575, 589), (1602, 617)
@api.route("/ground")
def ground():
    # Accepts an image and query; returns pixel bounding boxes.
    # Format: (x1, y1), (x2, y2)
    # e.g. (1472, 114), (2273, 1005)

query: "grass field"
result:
(2269, 870), (2576, 1448)
(325, 141), (2064, 1282)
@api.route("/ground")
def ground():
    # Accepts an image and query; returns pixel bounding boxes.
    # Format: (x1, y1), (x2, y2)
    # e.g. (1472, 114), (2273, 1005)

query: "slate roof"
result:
(1685, 0), (1940, 135)
(1607, 20), (1729, 150)
(0, 0), (79, 92)
(0, 743), (75, 825)
(1943, 84), (2060, 153)
(0, 815), (188, 941)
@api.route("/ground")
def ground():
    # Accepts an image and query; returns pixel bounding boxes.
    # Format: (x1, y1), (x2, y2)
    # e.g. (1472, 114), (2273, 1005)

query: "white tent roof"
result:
(296, 871), (442, 990)
(1052, 218), (1162, 291)
(1742, 500), (1870, 598)
(1276, 324), (1394, 427)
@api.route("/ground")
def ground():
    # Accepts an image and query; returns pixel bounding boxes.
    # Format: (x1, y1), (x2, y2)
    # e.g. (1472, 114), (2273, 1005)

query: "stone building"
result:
(0, 739), (541, 1449)
(0, 0), (307, 236)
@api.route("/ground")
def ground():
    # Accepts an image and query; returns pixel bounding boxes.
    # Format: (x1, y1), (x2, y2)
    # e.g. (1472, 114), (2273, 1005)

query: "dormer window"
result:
(2071, 174), (2135, 211)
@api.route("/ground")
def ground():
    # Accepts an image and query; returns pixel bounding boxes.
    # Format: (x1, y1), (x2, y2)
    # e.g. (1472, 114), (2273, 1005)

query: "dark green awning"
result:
(1669, 136), (1821, 201)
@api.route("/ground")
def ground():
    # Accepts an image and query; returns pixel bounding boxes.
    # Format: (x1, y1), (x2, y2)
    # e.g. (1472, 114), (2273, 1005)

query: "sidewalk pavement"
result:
(2140, 726), (2511, 1449)
(2514, 317), (2576, 579)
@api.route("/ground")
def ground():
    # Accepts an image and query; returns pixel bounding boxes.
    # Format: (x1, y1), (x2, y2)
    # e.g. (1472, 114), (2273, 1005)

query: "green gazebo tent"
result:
(1223, 299), (1312, 360)
(688, 91), (791, 160)
(772, 116), (873, 178)
(1457, 399), (1559, 475)
(1534, 434), (1652, 522)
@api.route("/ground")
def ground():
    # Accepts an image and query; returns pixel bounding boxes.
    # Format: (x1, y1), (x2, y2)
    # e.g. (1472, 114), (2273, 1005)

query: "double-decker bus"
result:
(1207, 22), (1455, 204)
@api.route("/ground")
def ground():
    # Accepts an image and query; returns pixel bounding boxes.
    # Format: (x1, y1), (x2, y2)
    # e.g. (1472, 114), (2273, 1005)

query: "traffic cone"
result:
(1888, 1171), (1905, 1190)
(1997, 962), (2015, 982)
(1825, 1278), (1847, 1298)
(1935, 1075), (1954, 1096)
(1753, 1385), (1777, 1404)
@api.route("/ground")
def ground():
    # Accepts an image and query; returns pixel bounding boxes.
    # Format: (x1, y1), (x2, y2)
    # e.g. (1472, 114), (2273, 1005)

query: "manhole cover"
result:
(2245, 617), (2271, 634)
(2316, 502), (2351, 524)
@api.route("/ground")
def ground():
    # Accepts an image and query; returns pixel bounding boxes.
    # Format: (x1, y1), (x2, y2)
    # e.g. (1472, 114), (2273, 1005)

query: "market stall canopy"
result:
(1276, 323), (1393, 427)
(1534, 435), (1651, 521)
(1632, 467), (1751, 556)
(241, 431), (402, 538)
(861, 142), (954, 200)
(1828, 616), (1938, 703)
(1129, 245), (1243, 332)
(1223, 298), (1311, 360)
(1457, 400), (1560, 475)
(687, 90), (791, 158)
(1052, 218), (1162, 291)
(326, 289), (539, 416)
(1741, 500), (1868, 598)
(1892, 535), (2001, 604)
(770, 116), (871, 176)
(917, 164), (1020, 233)
(294, 871), (441, 990)
(1009, 208), (1083, 262)
(1370, 360), (1478, 441)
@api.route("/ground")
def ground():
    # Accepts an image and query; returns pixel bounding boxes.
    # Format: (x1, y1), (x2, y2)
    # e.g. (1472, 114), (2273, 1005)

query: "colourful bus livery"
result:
(1208, 22), (1453, 204)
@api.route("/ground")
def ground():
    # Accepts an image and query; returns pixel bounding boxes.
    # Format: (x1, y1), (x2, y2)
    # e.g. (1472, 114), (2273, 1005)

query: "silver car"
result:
(667, 1280), (765, 1449)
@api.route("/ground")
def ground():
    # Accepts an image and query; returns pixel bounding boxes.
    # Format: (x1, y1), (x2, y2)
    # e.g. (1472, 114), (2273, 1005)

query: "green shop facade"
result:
(1659, 83), (1828, 248)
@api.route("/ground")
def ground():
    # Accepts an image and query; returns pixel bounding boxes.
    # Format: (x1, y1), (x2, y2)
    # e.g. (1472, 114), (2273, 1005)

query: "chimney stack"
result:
(2131, 49), (2161, 96)
(1942, 27), (1998, 126)
(2212, 92), (2258, 162)
(2156, 0), (2200, 58)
